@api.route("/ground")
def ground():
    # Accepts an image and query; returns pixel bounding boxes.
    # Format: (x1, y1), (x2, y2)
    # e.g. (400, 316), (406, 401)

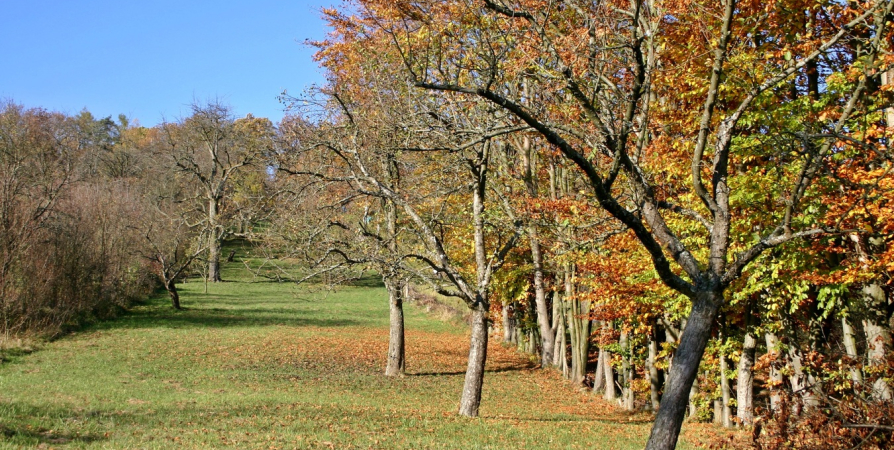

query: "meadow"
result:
(0, 257), (721, 449)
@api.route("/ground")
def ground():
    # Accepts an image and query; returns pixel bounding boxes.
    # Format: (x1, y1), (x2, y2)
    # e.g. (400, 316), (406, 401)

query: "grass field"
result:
(0, 254), (724, 449)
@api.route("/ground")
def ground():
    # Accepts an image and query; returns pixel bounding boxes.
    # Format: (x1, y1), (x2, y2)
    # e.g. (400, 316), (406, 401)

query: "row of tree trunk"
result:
(500, 281), (892, 427)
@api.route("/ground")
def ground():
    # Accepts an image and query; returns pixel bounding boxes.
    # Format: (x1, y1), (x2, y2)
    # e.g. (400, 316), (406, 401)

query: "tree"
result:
(324, 0), (894, 447)
(161, 102), (269, 282)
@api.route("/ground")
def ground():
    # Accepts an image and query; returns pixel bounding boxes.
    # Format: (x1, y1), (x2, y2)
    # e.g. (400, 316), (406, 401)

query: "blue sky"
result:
(0, 1), (334, 126)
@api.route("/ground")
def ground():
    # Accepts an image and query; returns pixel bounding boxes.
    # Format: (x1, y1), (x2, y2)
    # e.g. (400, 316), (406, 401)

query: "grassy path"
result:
(0, 267), (714, 449)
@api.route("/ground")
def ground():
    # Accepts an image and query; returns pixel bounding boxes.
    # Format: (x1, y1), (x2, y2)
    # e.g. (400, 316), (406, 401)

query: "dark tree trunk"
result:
(648, 336), (661, 411)
(385, 279), (406, 377)
(645, 291), (721, 450)
(459, 303), (489, 417)
(502, 302), (516, 344)
(165, 280), (181, 310)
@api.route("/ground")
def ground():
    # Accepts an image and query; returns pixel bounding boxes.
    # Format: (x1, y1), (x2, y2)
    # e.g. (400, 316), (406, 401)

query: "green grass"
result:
(0, 247), (716, 449)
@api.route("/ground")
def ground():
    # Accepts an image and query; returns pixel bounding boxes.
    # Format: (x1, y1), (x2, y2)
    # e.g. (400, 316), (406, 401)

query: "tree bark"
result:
(593, 345), (607, 394)
(165, 280), (181, 310)
(621, 331), (635, 410)
(647, 326), (662, 411)
(529, 230), (555, 368)
(720, 349), (732, 427)
(502, 302), (516, 344)
(788, 346), (817, 410)
(565, 268), (589, 385)
(863, 283), (892, 400)
(736, 331), (756, 425)
(207, 198), (222, 282)
(841, 316), (864, 386)
(384, 279), (406, 377)
(552, 292), (568, 372)
(644, 291), (721, 450)
(604, 347), (617, 401)
(765, 332), (783, 412)
(459, 303), (489, 417)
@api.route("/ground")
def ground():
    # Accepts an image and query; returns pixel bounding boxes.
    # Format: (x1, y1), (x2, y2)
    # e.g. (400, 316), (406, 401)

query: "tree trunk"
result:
(736, 331), (756, 425)
(644, 291), (722, 450)
(165, 280), (181, 310)
(621, 331), (635, 410)
(529, 230), (555, 368)
(720, 350), (732, 427)
(788, 347), (817, 410)
(863, 283), (892, 400)
(604, 347), (617, 401)
(765, 332), (783, 411)
(688, 376), (699, 420)
(593, 346), (607, 394)
(603, 321), (617, 402)
(648, 336), (661, 411)
(552, 293), (568, 372)
(565, 268), (589, 385)
(384, 279), (406, 377)
(207, 198), (222, 282)
(841, 316), (863, 385)
(502, 303), (516, 344)
(458, 303), (489, 417)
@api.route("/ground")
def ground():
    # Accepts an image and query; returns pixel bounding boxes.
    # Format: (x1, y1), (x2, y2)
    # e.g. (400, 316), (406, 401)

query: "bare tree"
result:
(161, 102), (267, 282)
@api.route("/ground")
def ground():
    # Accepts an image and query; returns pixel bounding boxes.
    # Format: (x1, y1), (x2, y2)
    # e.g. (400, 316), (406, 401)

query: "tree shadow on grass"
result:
(410, 364), (538, 377)
(478, 414), (654, 424)
(90, 305), (362, 331)
(0, 403), (116, 447)
(0, 423), (107, 446)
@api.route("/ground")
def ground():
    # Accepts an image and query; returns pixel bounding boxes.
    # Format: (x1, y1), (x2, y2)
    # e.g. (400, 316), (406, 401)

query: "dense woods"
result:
(2, 0), (894, 449)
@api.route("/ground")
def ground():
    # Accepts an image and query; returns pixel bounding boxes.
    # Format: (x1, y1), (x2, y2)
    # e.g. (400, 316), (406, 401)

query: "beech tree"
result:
(318, 0), (894, 447)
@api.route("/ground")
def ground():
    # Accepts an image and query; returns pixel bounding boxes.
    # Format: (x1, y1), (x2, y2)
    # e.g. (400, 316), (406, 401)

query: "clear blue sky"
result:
(0, 1), (333, 126)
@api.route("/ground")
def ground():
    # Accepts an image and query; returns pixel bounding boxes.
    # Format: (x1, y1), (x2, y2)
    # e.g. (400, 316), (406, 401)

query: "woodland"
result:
(1, 0), (893, 449)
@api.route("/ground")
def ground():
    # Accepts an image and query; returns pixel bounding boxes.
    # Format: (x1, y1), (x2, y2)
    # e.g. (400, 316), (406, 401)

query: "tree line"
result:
(270, 1), (894, 449)
(0, 100), (275, 334)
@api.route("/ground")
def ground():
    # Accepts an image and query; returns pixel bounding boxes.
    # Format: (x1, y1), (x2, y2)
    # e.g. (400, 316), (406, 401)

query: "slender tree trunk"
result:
(688, 376), (699, 420)
(841, 316), (864, 385)
(529, 230), (555, 367)
(459, 155), (492, 418)
(207, 197), (222, 282)
(552, 293), (568, 371)
(644, 291), (722, 450)
(384, 279), (406, 377)
(502, 303), (516, 344)
(788, 346), (817, 410)
(621, 331), (635, 410)
(648, 335), (661, 411)
(863, 283), (892, 400)
(604, 346), (617, 401)
(565, 267), (589, 385)
(720, 350), (732, 427)
(736, 331), (756, 425)
(459, 303), (489, 417)
(765, 332), (783, 411)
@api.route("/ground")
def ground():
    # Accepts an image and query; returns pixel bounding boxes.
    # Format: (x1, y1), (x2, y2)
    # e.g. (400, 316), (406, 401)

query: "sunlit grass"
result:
(0, 245), (717, 449)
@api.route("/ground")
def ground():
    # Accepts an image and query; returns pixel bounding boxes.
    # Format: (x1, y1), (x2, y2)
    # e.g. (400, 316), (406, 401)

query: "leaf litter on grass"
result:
(0, 277), (696, 449)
